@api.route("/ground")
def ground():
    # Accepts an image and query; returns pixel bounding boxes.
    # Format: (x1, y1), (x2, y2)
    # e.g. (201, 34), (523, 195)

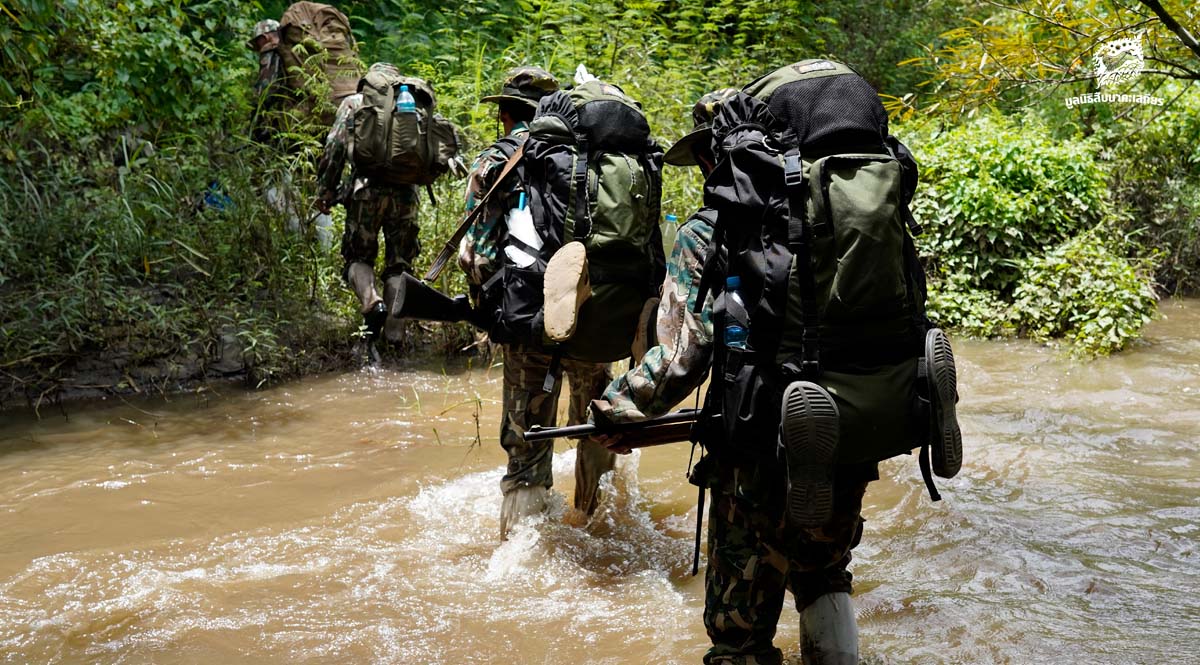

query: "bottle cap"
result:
(726, 276), (741, 289)
(665, 214), (678, 223)
(400, 84), (409, 92)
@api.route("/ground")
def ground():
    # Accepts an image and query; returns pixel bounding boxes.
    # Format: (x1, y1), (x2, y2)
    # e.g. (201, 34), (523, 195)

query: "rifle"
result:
(523, 409), (699, 450)
(391, 273), (491, 329)
(423, 142), (525, 282)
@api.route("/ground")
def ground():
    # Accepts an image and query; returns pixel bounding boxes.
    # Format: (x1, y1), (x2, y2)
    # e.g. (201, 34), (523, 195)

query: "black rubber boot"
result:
(925, 328), (962, 478)
(363, 301), (388, 341)
(780, 381), (840, 527)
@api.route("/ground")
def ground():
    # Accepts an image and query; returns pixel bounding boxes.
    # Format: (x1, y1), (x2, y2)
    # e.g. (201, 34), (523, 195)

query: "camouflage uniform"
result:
(594, 88), (877, 665)
(316, 65), (421, 285)
(457, 120), (529, 286)
(460, 67), (615, 515)
(248, 19), (287, 146)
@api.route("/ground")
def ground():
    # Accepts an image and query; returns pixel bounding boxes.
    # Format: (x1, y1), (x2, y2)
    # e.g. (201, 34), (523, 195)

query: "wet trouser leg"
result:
(499, 348), (561, 495)
(703, 464), (876, 665)
(499, 350), (615, 515)
(562, 357), (615, 515)
(340, 184), (420, 314)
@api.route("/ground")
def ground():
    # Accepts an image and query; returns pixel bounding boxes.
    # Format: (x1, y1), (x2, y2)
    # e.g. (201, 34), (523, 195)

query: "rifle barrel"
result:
(523, 409), (699, 442)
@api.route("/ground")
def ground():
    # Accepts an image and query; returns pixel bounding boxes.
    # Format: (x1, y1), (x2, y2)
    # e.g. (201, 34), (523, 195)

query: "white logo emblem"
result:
(1093, 36), (1144, 89)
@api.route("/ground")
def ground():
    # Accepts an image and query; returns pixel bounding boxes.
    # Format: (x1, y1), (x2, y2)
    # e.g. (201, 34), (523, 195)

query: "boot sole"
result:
(780, 381), (840, 527)
(926, 328), (962, 478)
(543, 241), (591, 342)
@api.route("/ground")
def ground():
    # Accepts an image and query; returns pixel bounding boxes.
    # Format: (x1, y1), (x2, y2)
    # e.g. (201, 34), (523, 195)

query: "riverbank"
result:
(0, 310), (478, 414)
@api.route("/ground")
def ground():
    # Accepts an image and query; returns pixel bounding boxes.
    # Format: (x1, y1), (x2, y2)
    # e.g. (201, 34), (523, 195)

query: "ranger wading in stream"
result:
(316, 62), (463, 356)
(582, 63), (965, 665)
(453, 66), (666, 539)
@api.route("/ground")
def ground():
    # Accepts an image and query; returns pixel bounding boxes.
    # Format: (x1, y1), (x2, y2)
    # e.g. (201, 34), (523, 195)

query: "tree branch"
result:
(1138, 0), (1200, 61)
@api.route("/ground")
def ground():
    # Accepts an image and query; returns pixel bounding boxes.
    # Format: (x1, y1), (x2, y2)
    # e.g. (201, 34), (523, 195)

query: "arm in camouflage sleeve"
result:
(456, 143), (513, 285)
(596, 213), (716, 423)
(315, 95), (358, 203)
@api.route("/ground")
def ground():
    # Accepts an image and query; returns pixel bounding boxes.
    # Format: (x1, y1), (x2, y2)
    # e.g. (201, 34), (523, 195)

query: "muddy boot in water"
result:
(542, 241), (591, 342)
(925, 328), (962, 478)
(499, 485), (549, 541)
(799, 592), (859, 665)
(780, 381), (840, 527)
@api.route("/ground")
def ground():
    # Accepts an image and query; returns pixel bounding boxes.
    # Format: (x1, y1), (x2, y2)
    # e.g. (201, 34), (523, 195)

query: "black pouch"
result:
(498, 265), (545, 344)
(719, 350), (781, 458)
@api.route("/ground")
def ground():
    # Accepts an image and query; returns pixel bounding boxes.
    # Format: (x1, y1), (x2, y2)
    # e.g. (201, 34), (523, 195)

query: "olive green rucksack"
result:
(482, 79), (666, 364)
(698, 60), (932, 466)
(352, 70), (461, 186)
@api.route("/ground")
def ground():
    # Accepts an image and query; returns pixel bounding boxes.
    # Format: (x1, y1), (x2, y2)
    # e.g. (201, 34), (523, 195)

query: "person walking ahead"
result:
(316, 62), (421, 347)
(592, 64), (963, 665)
(457, 67), (619, 538)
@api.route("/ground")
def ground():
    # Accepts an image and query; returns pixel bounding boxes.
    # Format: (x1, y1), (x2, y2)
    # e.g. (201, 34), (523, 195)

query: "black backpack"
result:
(695, 61), (935, 471)
(480, 80), (666, 363)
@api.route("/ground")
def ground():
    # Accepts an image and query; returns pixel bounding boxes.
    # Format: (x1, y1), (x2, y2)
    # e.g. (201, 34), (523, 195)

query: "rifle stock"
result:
(391, 273), (490, 329)
(523, 409), (699, 450)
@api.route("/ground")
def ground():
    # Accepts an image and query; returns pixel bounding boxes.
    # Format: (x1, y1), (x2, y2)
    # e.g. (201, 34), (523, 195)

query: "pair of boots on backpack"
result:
(781, 329), (962, 528)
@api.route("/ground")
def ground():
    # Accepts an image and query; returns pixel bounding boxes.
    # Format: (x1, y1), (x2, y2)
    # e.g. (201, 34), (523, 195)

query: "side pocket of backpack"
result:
(428, 115), (459, 178)
(499, 265), (546, 345)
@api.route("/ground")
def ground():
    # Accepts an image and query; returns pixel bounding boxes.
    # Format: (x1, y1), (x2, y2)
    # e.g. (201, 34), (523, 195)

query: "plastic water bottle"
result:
(724, 276), (749, 349)
(661, 213), (680, 252)
(395, 85), (417, 114)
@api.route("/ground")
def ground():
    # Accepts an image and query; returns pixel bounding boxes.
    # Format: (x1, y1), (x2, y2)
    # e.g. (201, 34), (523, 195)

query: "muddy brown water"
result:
(2, 302), (1198, 664)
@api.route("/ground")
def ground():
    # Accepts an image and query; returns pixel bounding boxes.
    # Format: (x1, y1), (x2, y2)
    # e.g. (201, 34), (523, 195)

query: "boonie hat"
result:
(247, 19), (280, 49)
(664, 87), (739, 166)
(480, 66), (560, 109)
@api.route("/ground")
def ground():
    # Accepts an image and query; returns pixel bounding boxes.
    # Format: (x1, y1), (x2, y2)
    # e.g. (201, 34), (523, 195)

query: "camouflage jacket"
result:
(249, 50), (287, 144)
(599, 210), (715, 421)
(315, 92), (366, 203)
(457, 122), (530, 285)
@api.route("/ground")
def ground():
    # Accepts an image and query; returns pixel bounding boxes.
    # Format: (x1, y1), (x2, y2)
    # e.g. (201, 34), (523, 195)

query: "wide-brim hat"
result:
(481, 66), (560, 109)
(664, 87), (740, 166)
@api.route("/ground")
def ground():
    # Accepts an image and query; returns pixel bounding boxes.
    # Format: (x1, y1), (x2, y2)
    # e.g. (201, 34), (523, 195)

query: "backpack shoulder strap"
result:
(424, 140), (526, 282)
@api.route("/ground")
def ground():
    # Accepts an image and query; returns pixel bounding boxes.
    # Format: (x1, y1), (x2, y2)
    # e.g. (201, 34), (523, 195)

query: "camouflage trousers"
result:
(702, 462), (878, 665)
(500, 346), (615, 515)
(340, 183), (421, 280)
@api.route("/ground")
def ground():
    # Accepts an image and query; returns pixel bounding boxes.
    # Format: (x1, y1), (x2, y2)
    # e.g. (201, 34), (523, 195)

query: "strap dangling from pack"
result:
(542, 348), (563, 394)
(572, 141), (591, 240)
(919, 442), (942, 502)
(425, 183), (438, 207)
(917, 356), (941, 502)
(782, 147), (820, 379)
(692, 483), (706, 576)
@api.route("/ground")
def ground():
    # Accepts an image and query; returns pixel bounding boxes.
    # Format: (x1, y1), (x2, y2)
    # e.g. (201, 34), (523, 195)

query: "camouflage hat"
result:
(246, 19), (280, 49)
(480, 66), (559, 109)
(664, 87), (740, 166)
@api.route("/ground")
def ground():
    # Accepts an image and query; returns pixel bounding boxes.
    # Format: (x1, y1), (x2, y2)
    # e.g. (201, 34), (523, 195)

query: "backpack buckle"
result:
(783, 151), (804, 189)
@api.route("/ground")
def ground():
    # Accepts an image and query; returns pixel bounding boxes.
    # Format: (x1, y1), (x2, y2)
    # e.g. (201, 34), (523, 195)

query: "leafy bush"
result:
(910, 113), (1114, 292)
(908, 113), (1160, 354)
(925, 273), (1015, 339)
(1012, 235), (1158, 356)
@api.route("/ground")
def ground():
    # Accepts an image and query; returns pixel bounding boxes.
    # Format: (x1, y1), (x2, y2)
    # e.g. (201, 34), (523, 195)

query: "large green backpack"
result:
(352, 70), (461, 186)
(482, 79), (665, 363)
(698, 60), (932, 466)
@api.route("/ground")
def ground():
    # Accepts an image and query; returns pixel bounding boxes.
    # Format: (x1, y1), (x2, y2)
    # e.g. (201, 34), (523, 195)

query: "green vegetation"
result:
(1, 0), (1197, 404)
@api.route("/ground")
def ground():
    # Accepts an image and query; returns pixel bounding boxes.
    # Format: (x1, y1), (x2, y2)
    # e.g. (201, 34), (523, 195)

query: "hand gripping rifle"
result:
(523, 409), (700, 449)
